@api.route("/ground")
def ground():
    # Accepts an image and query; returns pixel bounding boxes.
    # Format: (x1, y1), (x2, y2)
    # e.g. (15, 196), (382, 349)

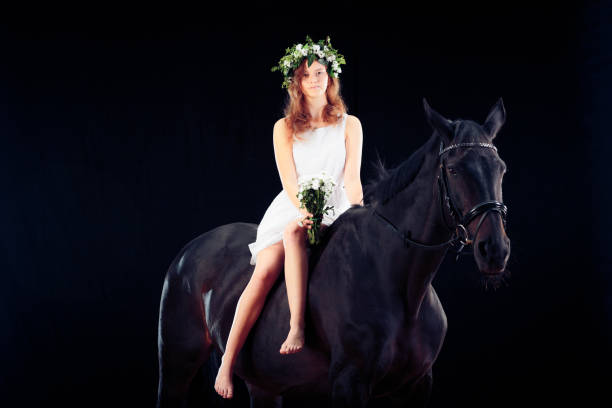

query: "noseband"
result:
(372, 140), (508, 260)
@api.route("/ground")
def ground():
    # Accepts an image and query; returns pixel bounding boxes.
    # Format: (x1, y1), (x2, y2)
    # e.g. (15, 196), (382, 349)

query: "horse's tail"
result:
(156, 228), (220, 407)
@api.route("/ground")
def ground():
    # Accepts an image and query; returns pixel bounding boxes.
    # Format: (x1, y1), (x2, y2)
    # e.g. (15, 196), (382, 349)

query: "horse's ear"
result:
(483, 97), (506, 140)
(423, 98), (453, 145)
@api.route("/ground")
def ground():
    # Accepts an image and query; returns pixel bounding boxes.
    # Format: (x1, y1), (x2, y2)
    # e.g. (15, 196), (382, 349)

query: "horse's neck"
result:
(376, 151), (451, 319)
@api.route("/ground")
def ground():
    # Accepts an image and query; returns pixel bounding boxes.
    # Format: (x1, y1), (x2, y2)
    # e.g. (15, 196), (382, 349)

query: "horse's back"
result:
(164, 221), (257, 290)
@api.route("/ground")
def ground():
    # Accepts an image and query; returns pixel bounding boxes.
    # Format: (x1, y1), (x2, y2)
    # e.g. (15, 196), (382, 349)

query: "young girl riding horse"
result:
(214, 35), (364, 399)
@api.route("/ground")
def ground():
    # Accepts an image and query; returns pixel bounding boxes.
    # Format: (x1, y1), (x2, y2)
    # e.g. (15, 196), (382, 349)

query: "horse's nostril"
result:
(478, 240), (487, 258)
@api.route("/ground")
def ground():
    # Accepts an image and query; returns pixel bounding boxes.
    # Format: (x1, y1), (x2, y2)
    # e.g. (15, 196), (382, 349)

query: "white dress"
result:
(247, 112), (352, 265)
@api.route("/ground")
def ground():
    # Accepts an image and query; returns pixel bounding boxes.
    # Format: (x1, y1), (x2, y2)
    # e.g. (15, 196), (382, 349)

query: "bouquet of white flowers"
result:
(297, 171), (337, 246)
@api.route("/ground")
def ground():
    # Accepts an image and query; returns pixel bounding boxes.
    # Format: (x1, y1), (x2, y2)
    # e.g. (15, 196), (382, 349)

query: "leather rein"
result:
(372, 140), (508, 260)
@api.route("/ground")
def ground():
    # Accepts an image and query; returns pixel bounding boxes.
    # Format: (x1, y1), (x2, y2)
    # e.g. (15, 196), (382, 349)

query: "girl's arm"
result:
(343, 115), (364, 206)
(273, 119), (302, 211)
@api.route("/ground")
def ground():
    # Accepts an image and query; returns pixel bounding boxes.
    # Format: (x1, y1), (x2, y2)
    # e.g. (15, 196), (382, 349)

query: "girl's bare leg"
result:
(280, 223), (329, 354)
(214, 241), (284, 399)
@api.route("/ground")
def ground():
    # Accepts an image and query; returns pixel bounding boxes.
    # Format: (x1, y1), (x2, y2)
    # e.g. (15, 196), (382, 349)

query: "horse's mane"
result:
(363, 133), (438, 207)
(308, 132), (439, 267)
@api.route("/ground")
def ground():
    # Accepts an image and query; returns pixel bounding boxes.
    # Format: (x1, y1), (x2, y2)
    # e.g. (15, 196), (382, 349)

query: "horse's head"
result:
(424, 98), (511, 284)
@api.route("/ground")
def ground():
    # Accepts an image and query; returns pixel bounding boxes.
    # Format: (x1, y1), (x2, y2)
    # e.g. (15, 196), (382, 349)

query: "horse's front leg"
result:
(245, 382), (282, 408)
(369, 369), (433, 408)
(404, 369), (433, 408)
(329, 365), (372, 408)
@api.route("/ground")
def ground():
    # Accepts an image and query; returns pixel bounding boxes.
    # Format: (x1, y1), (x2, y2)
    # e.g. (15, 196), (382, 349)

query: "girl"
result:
(214, 36), (364, 399)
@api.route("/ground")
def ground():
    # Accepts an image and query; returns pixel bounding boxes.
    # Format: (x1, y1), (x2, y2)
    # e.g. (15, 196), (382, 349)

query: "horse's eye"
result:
(448, 167), (458, 175)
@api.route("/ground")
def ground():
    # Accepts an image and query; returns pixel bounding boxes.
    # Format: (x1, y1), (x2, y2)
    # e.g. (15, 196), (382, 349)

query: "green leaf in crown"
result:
(307, 53), (315, 67)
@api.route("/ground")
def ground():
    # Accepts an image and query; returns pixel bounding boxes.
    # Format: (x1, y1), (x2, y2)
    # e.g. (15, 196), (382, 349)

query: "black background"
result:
(2, 2), (610, 407)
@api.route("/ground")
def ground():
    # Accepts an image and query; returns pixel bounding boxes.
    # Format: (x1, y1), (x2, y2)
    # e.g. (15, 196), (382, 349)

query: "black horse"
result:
(157, 98), (511, 407)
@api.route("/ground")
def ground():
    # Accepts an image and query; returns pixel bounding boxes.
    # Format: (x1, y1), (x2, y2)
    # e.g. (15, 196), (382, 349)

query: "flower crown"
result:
(270, 35), (346, 89)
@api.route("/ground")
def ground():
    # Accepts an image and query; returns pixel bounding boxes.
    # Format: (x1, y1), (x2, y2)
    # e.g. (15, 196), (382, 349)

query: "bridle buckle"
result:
(455, 224), (471, 246)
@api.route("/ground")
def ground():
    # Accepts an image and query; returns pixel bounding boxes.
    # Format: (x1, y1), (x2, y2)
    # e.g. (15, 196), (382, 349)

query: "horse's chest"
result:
(392, 324), (442, 371)
(379, 291), (448, 386)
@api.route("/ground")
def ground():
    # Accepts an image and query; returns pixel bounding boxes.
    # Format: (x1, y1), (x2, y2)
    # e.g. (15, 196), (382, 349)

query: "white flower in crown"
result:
(271, 35), (347, 89)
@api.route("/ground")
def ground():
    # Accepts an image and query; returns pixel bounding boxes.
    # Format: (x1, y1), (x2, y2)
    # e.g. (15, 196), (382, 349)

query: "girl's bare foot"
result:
(214, 356), (234, 399)
(279, 327), (305, 354)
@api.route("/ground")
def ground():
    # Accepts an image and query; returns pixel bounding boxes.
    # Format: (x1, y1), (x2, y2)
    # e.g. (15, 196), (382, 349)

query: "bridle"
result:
(372, 139), (508, 260)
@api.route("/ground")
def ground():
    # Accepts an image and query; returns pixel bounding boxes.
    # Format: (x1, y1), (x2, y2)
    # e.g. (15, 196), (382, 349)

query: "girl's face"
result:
(300, 59), (329, 97)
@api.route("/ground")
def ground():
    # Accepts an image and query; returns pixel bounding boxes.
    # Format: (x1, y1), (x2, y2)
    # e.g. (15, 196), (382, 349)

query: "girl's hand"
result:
(298, 208), (314, 229)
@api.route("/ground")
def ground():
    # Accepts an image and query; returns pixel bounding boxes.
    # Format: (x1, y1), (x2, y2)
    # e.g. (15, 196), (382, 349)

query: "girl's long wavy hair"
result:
(282, 59), (348, 142)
